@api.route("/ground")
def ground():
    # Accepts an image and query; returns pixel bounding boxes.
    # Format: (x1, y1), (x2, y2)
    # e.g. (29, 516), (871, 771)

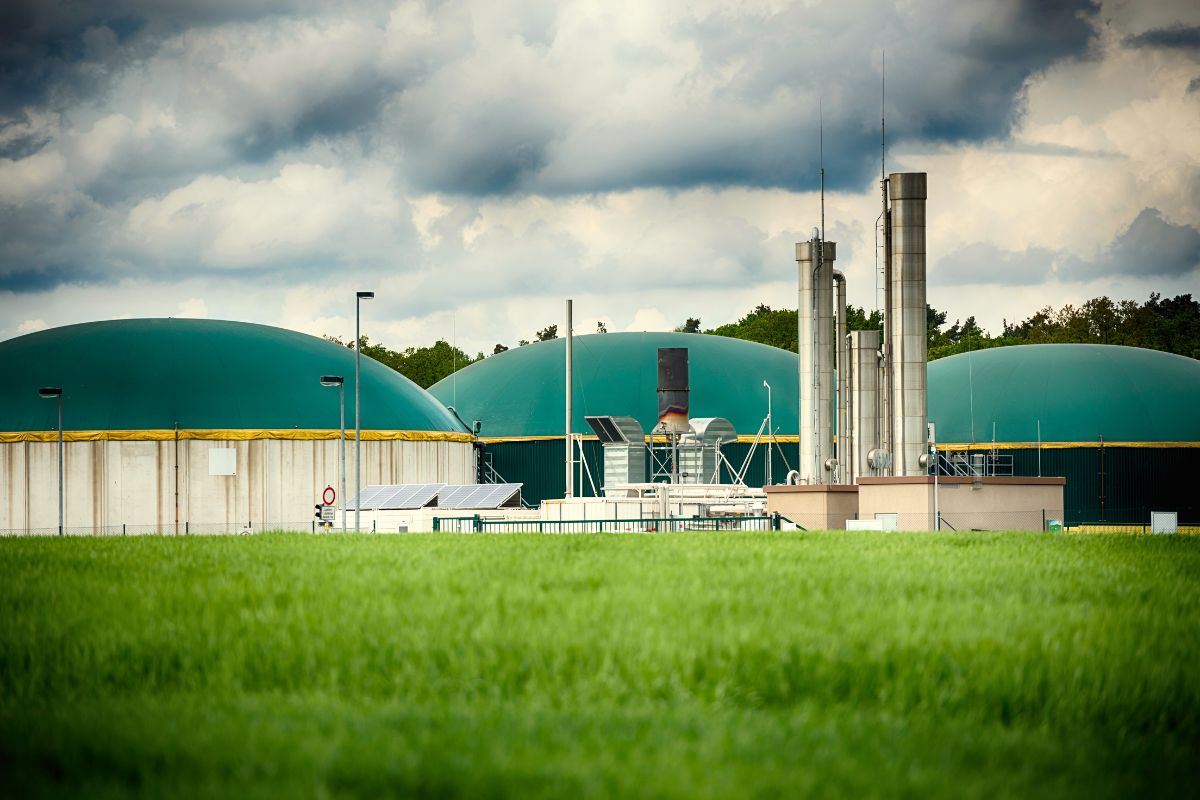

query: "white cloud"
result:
(15, 319), (48, 334)
(124, 162), (407, 270)
(176, 298), (209, 318)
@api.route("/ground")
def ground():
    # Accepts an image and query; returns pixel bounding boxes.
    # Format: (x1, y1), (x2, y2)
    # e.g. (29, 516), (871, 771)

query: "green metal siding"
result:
(431, 332), (800, 439)
(929, 344), (1200, 443)
(0, 319), (464, 433)
(954, 445), (1196, 525)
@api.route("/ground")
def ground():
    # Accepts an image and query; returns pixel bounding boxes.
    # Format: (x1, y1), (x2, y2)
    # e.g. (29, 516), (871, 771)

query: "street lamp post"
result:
(355, 290), (374, 532)
(320, 376), (346, 534)
(762, 380), (773, 487)
(38, 387), (63, 535)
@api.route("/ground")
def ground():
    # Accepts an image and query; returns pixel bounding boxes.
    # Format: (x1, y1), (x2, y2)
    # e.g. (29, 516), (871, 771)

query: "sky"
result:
(1, 0), (1198, 355)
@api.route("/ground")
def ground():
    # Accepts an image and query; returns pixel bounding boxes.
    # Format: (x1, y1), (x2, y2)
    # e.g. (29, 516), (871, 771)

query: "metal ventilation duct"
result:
(888, 172), (928, 476)
(586, 416), (646, 491)
(656, 347), (690, 433)
(678, 417), (736, 484)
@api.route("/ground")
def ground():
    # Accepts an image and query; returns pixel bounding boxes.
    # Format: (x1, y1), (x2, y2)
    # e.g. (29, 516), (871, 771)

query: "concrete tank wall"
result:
(0, 437), (474, 534)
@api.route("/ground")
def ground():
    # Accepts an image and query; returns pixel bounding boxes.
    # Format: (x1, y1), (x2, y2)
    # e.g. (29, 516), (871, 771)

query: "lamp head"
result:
(38, 387), (62, 398)
(356, 291), (374, 299)
(319, 375), (344, 387)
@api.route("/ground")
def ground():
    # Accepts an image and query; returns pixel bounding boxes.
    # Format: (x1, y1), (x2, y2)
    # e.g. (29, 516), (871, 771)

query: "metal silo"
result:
(887, 172), (928, 476)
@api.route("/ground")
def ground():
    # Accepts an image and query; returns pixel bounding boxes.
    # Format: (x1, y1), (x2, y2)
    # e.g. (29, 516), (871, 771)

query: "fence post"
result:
(122, 523), (126, 536)
(1042, 509), (1046, 532)
(433, 518), (440, 532)
(185, 521), (189, 534)
(772, 512), (781, 531)
(474, 514), (482, 532)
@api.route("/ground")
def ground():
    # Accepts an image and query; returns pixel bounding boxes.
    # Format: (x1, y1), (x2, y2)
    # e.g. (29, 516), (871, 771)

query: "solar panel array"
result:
(347, 483), (445, 510)
(436, 483), (522, 510)
(347, 483), (522, 510)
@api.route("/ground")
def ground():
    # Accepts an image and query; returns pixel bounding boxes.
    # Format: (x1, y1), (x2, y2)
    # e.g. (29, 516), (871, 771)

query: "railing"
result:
(931, 451), (1013, 477)
(433, 515), (782, 533)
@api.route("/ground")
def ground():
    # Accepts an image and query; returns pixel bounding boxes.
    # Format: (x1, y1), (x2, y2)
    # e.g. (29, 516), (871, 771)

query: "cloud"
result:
(1103, 208), (1200, 277)
(0, 0), (1103, 201)
(176, 298), (208, 318)
(932, 208), (1200, 287)
(15, 318), (47, 334)
(933, 243), (1064, 286)
(1124, 23), (1200, 51)
(123, 161), (415, 273)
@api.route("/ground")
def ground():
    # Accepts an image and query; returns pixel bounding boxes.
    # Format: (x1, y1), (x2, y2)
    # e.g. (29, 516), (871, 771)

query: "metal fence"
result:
(0, 520), (379, 536)
(432, 515), (783, 533)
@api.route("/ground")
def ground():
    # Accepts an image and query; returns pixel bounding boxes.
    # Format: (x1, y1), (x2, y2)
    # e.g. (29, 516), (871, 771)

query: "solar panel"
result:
(346, 485), (389, 510)
(436, 483), (522, 509)
(347, 484), (446, 510)
(381, 484), (444, 510)
(350, 483), (522, 510)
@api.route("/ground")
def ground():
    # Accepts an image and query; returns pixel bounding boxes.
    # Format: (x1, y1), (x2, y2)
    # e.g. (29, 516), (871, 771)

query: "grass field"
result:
(1, 531), (1197, 798)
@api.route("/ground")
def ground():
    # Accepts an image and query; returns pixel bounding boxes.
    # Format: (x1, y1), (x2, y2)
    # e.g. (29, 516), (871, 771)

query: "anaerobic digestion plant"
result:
(797, 171), (928, 484)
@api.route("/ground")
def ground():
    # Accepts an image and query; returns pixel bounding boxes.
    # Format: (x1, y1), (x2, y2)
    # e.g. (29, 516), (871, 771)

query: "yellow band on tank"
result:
(478, 434), (803, 444)
(937, 441), (1200, 450)
(0, 429), (475, 443)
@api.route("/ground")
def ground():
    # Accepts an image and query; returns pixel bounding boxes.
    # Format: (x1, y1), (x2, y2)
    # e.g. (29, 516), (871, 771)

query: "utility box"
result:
(586, 416), (646, 492)
(1151, 511), (1178, 534)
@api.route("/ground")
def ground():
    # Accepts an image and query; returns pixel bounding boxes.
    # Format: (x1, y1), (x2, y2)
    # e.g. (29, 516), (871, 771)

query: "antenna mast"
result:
(819, 97), (825, 241)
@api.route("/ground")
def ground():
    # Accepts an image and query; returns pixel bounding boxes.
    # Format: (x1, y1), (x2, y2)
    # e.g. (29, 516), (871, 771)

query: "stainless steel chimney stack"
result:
(887, 172), (928, 476)
(833, 270), (849, 483)
(849, 329), (882, 478)
(796, 236), (836, 484)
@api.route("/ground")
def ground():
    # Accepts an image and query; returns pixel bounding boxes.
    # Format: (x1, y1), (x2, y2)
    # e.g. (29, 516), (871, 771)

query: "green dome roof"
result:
(430, 332), (799, 438)
(0, 319), (465, 433)
(928, 344), (1200, 444)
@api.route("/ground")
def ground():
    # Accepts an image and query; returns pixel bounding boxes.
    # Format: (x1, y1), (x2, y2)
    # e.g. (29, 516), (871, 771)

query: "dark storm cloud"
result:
(1124, 23), (1200, 51)
(392, 0), (1101, 196)
(0, 0), (1112, 297)
(0, 0), (336, 114)
(232, 77), (394, 163)
(1, 0), (1103, 199)
(0, 263), (105, 292)
(932, 208), (1200, 287)
(1104, 208), (1200, 277)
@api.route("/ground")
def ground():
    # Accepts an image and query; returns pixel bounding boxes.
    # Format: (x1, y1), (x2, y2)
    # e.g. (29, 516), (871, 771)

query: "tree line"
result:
(328, 293), (1198, 388)
(687, 293), (1200, 362)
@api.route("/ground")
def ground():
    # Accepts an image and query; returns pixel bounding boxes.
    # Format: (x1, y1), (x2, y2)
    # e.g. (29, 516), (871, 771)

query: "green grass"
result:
(1, 532), (1197, 798)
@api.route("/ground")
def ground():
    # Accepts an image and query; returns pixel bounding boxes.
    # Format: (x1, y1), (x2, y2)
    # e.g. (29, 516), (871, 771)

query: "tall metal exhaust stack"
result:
(565, 298), (573, 498)
(656, 348), (690, 433)
(833, 270), (849, 483)
(656, 347), (689, 484)
(849, 329), (882, 478)
(888, 172), (928, 476)
(796, 236), (836, 484)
